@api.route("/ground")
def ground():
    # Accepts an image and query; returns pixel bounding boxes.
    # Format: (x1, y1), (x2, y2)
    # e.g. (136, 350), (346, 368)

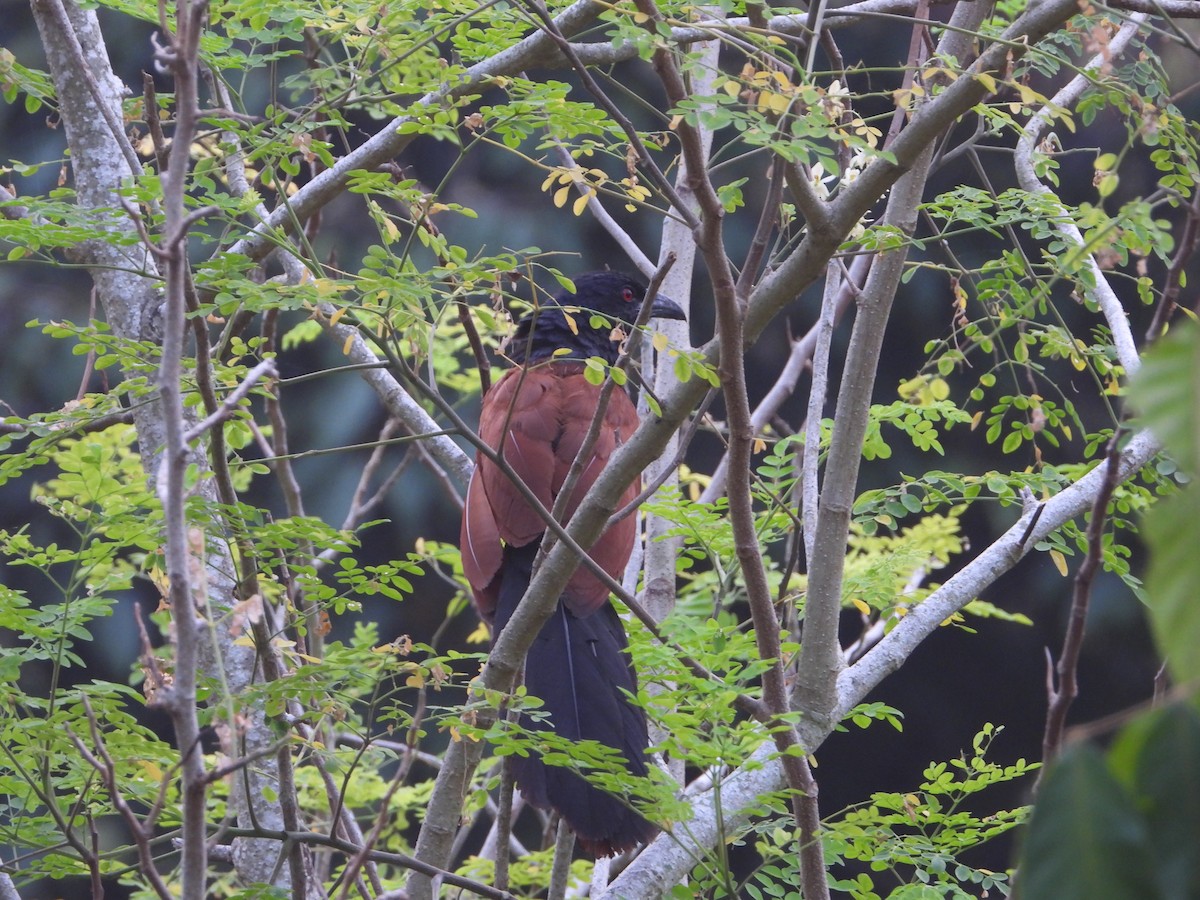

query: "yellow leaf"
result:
(851, 597), (871, 616)
(898, 376), (923, 401)
(752, 437), (767, 454)
(563, 311), (578, 335)
(757, 91), (791, 116)
(929, 378), (950, 400)
(329, 307), (347, 327)
(975, 72), (997, 93)
(405, 673), (425, 688)
(466, 621), (490, 644)
(572, 190), (591, 216)
(652, 331), (669, 352)
(342, 333), (355, 355)
(553, 184), (571, 208)
(137, 760), (164, 782)
(1050, 549), (1069, 577)
(1015, 83), (1044, 105)
(970, 410), (983, 430)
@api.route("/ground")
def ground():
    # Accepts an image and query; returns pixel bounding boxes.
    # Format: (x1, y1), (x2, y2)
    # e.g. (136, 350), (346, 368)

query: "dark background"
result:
(2, 3), (1197, 894)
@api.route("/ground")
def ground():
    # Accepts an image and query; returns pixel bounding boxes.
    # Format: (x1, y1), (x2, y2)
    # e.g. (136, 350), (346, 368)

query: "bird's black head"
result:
(510, 270), (686, 366)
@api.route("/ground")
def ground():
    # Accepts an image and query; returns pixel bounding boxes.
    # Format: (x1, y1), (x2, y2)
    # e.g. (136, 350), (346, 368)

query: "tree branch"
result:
(1039, 432), (1125, 774)
(1014, 13), (1148, 378)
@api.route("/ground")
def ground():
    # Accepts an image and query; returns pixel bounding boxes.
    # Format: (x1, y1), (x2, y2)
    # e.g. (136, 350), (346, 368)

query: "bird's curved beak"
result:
(649, 293), (687, 321)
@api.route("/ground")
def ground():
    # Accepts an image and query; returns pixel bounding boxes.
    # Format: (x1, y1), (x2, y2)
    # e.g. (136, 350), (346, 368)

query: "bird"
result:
(459, 270), (686, 857)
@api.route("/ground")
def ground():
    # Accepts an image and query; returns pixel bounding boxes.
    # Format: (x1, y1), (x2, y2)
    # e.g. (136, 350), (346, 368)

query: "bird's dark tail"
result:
(494, 541), (657, 857)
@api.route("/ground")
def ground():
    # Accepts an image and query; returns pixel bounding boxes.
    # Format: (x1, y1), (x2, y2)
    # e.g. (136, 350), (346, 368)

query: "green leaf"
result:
(1110, 705), (1200, 899)
(1143, 486), (1200, 688)
(583, 357), (605, 385)
(1018, 744), (1158, 900)
(1129, 322), (1200, 473)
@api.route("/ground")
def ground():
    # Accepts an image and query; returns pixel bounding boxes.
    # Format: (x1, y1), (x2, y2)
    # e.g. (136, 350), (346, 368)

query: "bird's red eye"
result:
(622, 288), (634, 302)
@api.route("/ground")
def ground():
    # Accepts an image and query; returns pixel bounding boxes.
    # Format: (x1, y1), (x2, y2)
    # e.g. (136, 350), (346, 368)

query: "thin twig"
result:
(1146, 187), (1200, 342)
(182, 359), (278, 443)
(736, 160), (785, 299)
(547, 820), (576, 900)
(221, 827), (517, 899)
(142, 74), (171, 173)
(378, 328), (767, 720)
(1038, 431), (1125, 777)
(458, 296), (492, 395)
(802, 260), (847, 565)
(153, 0), (212, 894)
(522, 0), (700, 230)
(68, 702), (174, 900)
(539, 256), (677, 560)
(493, 754), (517, 889)
(551, 138), (656, 277)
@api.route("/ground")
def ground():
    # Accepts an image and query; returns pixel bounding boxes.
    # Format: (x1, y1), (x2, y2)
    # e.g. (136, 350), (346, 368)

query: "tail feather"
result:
(495, 542), (656, 857)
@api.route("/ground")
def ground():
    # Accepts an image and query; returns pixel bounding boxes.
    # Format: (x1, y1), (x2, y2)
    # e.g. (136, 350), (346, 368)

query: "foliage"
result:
(1, 0), (1198, 896)
(1017, 704), (1200, 900)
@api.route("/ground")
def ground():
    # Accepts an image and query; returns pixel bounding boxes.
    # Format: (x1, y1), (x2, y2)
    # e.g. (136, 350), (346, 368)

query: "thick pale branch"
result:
(551, 141), (655, 277)
(605, 427), (1160, 898)
(795, 0), (989, 727)
(1014, 13), (1147, 378)
(701, 254), (865, 504)
(322, 313), (473, 487)
(410, 0), (1141, 892)
(226, 0), (608, 264)
(841, 428), (1159, 707)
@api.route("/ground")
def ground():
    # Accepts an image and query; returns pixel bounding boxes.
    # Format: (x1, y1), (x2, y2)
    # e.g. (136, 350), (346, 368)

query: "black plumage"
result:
(494, 541), (656, 857)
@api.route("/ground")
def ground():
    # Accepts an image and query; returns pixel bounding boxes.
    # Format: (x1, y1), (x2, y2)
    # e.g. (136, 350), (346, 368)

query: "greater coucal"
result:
(460, 270), (685, 856)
